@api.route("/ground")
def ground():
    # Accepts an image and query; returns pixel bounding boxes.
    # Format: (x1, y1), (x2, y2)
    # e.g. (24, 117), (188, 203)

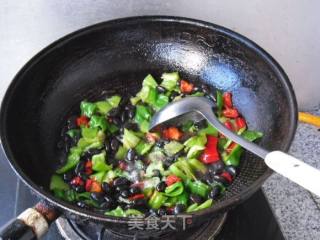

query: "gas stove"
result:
(0, 149), (285, 240)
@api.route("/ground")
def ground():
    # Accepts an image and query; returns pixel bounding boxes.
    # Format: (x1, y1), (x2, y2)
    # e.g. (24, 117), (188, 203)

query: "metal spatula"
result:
(149, 97), (320, 196)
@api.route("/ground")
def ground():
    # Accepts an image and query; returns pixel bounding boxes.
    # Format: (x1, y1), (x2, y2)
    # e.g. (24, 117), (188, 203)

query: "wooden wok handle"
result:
(0, 202), (60, 240)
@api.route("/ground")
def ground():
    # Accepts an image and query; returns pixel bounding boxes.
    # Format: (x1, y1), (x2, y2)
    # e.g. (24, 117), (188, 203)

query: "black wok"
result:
(0, 16), (297, 239)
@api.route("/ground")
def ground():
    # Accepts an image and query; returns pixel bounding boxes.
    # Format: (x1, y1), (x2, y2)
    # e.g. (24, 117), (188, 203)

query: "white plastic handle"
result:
(265, 151), (320, 197)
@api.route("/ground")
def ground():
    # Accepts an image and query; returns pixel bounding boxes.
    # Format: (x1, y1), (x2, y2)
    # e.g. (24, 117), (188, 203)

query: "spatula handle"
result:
(265, 151), (320, 197)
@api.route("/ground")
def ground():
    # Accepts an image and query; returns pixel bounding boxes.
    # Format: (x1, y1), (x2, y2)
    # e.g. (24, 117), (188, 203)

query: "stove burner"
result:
(56, 213), (227, 240)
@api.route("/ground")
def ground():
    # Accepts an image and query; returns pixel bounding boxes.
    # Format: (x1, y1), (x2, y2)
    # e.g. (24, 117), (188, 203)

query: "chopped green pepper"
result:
(105, 206), (126, 217)
(123, 129), (141, 149)
(50, 174), (70, 191)
(216, 90), (223, 113)
(89, 115), (108, 131)
(183, 134), (207, 158)
(92, 151), (112, 172)
(164, 182), (184, 197)
(143, 74), (158, 88)
(186, 203), (198, 213)
(160, 72), (180, 91)
(187, 158), (207, 174)
(66, 129), (80, 138)
(107, 95), (121, 108)
(81, 127), (99, 139)
(115, 145), (128, 160)
(194, 199), (213, 211)
(56, 147), (82, 174)
(186, 180), (211, 198)
(95, 101), (112, 115)
(164, 141), (184, 156)
(148, 191), (168, 209)
(80, 101), (96, 117)
(135, 141), (154, 155)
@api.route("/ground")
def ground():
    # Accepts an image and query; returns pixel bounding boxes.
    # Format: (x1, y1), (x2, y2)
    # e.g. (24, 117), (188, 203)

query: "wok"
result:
(0, 16), (297, 239)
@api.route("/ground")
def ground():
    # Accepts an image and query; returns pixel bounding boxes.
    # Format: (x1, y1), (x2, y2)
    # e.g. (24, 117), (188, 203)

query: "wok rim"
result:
(0, 15), (298, 223)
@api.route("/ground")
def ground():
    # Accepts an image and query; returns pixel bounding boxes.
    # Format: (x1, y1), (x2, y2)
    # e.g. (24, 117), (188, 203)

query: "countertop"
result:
(262, 108), (320, 240)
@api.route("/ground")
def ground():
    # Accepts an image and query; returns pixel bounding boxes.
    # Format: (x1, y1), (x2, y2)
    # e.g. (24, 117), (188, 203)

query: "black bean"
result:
(82, 148), (101, 161)
(208, 161), (225, 175)
(208, 185), (221, 200)
(206, 93), (216, 102)
(134, 198), (147, 207)
(201, 84), (211, 94)
(78, 172), (88, 181)
(174, 204), (186, 214)
(127, 107), (136, 119)
(108, 107), (120, 117)
(225, 165), (237, 178)
(123, 122), (139, 131)
(91, 192), (105, 203)
(63, 172), (74, 182)
(156, 85), (166, 94)
(190, 194), (203, 204)
(76, 201), (87, 208)
(213, 175), (229, 186)
(157, 207), (167, 216)
(104, 196), (114, 204)
(155, 139), (167, 148)
(113, 177), (130, 187)
(120, 111), (127, 123)
(102, 182), (113, 194)
(66, 115), (78, 130)
(110, 138), (120, 152)
(152, 169), (161, 178)
(74, 185), (85, 193)
(126, 149), (136, 162)
(119, 96), (129, 108)
(112, 117), (121, 126)
(148, 208), (158, 216)
(116, 185), (129, 192)
(195, 119), (208, 129)
(74, 161), (85, 175)
(192, 86), (200, 93)
(100, 201), (112, 210)
(120, 189), (130, 198)
(169, 92), (179, 101)
(156, 181), (167, 192)
(104, 139), (110, 152)
(129, 186), (141, 195)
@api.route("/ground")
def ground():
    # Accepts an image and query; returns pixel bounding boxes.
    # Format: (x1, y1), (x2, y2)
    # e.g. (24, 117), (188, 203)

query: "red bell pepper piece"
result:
(90, 180), (102, 193)
(221, 172), (233, 183)
(76, 115), (89, 127)
(226, 142), (238, 154)
(166, 175), (181, 186)
(71, 176), (84, 186)
(118, 161), (128, 171)
(235, 117), (246, 131)
(180, 80), (194, 93)
(85, 160), (93, 175)
(199, 136), (220, 164)
(223, 108), (239, 118)
(224, 121), (234, 131)
(223, 92), (233, 108)
(85, 179), (93, 192)
(128, 194), (145, 201)
(146, 132), (160, 143)
(162, 127), (183, 141)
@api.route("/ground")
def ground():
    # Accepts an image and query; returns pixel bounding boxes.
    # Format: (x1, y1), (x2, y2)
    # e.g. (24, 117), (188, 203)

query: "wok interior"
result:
(2, 18), (295, 212)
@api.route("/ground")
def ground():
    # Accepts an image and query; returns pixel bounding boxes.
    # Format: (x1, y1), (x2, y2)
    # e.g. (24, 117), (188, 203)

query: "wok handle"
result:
(0, 202), (60, 240)
(265, 151), (320, 197)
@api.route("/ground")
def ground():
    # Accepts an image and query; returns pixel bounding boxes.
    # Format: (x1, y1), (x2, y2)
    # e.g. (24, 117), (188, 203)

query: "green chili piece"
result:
(194, 199), (213, 211)
(107, 95), (121, 108)
(125, 209), (144, 216)
(176, 191), (189, 206)
(216, 90), (223, 112)
(66, 129), (80, 138)
(135, 141), (154, 155)
(115, 145), (128, 160)
(169, 164), (188, 181)
(186, 203), (199, 213)
(148, 191), (167, 209)
(187, 158), (207, 174)
(56, 147), (82, 174)
(80, 101), (97, 117)
(81, 127), (99, 139)
(164, 141), (184, 156)
(123, 129), (141, 149)
(95, 101), (112, 115)
(164, 182), (184, 197)
(160, 72), (180, 91)
(89, 115), (108, 131)
(50, 175), (70, 191)
(105, 206), (126, 217)
(92, 151), (111, 172)
(186, 180), (211, 198)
